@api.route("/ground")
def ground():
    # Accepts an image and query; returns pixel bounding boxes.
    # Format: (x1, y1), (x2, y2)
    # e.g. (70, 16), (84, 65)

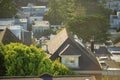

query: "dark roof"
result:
(95, 46), (110, 54)
(0, 28), (21, 45)
(0, 75), (96, 80)
(42, 28), (102, 70)
(60, 44), (82, 55)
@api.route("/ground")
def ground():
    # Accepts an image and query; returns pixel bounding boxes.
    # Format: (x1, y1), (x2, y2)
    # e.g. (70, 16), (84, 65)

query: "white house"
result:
(15, 18), (28, 30)
(21, 5), (48, 16)
(32, 21), (50, 33)
(0, 19), (14, 29)
(108, 46), (120, 62)
(110, 12), (120, 29)
(29, 16), (43, 24)
(105, 0), (120, 11)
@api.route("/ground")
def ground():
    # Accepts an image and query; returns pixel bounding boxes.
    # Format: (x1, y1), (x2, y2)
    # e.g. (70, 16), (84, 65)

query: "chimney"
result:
(45, 44), (49, 54)
(90, 35), (94, 52)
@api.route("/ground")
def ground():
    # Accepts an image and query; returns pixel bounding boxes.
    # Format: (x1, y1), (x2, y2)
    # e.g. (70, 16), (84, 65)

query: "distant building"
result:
(29, 16), (43, 24)
(104, 0), (120, 11)
(21, 30), (32, 46)
(0, 19), (14, 29)
(21, 5), (48, 16)
(15, 18), (28, 30)
(108, 46), (120, 62)
(32, 21), (50, 33)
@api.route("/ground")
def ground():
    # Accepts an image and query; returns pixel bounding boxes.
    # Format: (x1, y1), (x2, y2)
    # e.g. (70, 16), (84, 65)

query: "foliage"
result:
(1, 43), (74, 76)
(0, 0), (17, 18)
(52, 60), (75, 75)
(45, 0), (111, 43)
(44, 0), (74, 25)
(0, 43), (6, 76)
(67, 15), (110, 43)
(4, 43), (47, 76)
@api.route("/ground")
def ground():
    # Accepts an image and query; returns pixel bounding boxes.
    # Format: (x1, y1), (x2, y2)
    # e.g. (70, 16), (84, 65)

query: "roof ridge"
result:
(59, 44), (70, 56)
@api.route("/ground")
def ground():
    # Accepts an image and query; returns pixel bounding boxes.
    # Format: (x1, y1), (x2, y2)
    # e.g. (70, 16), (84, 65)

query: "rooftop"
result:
(32, 21), (49, 27)
(22, 6), (46, 9)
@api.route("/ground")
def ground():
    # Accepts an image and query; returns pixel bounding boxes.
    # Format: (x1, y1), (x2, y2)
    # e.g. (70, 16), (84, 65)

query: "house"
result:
(32, 21), (50, 33)
(104, 0), (120, 11)
(95, 46), (111, 59)
(15, 18), (28, 30)
(42, 28), (102, 71)
(0, 19), (14, 29)
(21, 4), (48, 16)
(110, 15), (119, 29)
(108, 46), (120, 62)
(28, 16), (43, 24)
(0, 28), (21, 45)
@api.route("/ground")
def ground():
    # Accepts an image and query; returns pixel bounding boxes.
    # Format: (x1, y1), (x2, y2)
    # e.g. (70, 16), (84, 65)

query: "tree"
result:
(66, 0), (111, 43)
(67, 15), (110, 43)
(4, 43), (47, 76)
(44, 0), (74, 25)
(52, 60), (75, 75)
(0, 43), (6, 76)
(3, 43), (74, 76)
(0, 0), (17, 18)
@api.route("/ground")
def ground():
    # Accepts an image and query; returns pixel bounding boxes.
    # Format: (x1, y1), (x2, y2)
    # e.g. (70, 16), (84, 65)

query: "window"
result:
(61, 56), (80, 68)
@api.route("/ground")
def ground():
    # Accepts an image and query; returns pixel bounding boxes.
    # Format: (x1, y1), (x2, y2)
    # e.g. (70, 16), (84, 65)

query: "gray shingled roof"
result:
(95, 46), (110, 54)
(59, 44), (82, 55)
(42, 28), (102, 70)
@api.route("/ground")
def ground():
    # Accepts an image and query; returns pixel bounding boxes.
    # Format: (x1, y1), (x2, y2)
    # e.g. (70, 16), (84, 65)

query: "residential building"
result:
(95, 46), (111, 58)
(104, 0), (120, 11)
(42, 28), (102, 71)
(110, 15), (119, 29)
(15, 18), (28, 30)
(0, 28), (21, 45)
(32, 21), (50, 33)
(108, 46), (120, 62)
(29, 16), (43, 24)
(0, 19), (14, 29)
(21, 5), (48, 16)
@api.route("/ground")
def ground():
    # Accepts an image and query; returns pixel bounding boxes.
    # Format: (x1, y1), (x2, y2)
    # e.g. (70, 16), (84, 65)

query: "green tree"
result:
(67, 15), (110, 43)
(0, 43), (6, 76)
(44, 0), (74, 25)
(52, 60), (75, 75)
(4, 43), (47, 76)
(0, 0), (17, 18)
(3, 43), (74, 76)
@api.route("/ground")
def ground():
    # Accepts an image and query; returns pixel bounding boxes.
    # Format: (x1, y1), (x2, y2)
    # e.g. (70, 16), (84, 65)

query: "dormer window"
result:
(60, 55), (81, 69)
